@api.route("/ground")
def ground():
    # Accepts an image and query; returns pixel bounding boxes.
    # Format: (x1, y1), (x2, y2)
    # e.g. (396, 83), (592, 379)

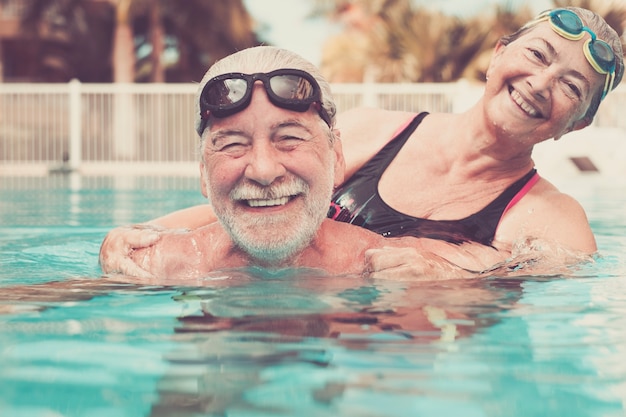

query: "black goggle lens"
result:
(269, 74), (316, 104)
(199, 69), (331, 131)
(204, 78), (247, 107)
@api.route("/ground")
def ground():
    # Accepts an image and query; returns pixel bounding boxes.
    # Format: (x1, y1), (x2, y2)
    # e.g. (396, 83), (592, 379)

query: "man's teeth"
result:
(511, 89), (539, 117)
(246, 197), (290, 207)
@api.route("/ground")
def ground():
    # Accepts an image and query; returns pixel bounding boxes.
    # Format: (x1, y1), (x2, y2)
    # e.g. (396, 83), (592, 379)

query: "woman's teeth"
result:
(511, 89), (540, 118)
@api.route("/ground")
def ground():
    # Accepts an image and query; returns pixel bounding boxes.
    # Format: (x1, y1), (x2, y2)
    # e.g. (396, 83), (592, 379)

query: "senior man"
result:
(100, 46), (497, 280)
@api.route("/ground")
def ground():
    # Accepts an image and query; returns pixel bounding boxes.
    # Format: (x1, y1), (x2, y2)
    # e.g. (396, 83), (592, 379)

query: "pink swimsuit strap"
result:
(497, 171), (541, 229)
(388, 114), (420, 140)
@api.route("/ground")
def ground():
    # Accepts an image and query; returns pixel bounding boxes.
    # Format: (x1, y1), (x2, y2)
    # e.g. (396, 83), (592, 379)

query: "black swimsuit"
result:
(328, 113), (539, 245)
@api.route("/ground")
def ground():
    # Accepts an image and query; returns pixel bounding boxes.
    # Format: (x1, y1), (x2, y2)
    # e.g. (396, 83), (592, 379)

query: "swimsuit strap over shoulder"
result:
(328, 112), (540, 245)
(354, 112), (429, 178)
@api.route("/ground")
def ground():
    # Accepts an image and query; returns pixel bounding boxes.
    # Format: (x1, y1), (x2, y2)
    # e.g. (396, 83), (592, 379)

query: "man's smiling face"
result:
(200, 82), (343, 266)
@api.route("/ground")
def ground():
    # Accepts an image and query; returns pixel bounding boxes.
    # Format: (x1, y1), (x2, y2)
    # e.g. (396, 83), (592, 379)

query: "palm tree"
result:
(316, 0), (625, 84)
(111, 0), (134, 82)
(19, 0), (115, 82)
(17, 0), (261, 83)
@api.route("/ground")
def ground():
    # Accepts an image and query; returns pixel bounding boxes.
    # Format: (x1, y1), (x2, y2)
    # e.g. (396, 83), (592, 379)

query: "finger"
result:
(99, 249), (154, 279)
(365, 247), (416, 270)
(109, 258), (156, 279)
(125, 229), (162, 249)
(367, 264), (428, 281)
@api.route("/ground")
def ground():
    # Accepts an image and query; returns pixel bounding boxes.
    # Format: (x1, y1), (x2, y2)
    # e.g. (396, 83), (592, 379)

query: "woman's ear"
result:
(486, 40), (506, 80)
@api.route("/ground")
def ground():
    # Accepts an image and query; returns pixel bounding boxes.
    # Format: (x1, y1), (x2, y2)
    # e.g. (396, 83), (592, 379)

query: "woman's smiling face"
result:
(483, 21), (607, 143)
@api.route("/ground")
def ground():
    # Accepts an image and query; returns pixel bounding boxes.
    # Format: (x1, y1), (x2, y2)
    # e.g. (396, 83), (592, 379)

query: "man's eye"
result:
(213, 140), (248, 155)
(276, 136), (305, 150)
(221, 142), (245, 149)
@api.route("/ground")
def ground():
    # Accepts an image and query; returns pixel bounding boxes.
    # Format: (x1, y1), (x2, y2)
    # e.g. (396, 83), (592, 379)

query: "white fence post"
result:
(361, 83), (378, 108)
(68, 79), (82, 170)
(452, 79), (482, 113)
(113, 84), (136, 159)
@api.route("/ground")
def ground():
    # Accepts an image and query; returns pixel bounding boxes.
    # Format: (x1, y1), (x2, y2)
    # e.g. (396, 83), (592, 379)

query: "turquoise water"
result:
(1, 174), (626, 417)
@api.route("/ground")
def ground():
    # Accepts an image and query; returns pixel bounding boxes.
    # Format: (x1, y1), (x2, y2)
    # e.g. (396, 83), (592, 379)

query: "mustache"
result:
(230, 177), (309, 201)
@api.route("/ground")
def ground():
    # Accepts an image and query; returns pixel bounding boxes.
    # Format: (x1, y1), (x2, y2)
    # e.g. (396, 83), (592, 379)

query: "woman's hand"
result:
(99, 224), (165, 278)
(363, 246), (474, 280)
(363, 239), (506, 280)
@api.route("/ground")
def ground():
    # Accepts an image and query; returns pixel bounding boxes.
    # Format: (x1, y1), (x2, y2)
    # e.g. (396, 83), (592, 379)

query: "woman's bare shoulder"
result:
(337, 108), (416, 143)
(498, 176), (596, 253)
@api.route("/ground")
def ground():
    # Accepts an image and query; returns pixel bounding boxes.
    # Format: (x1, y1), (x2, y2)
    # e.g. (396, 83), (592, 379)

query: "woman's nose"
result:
(527, 71), (555, 101)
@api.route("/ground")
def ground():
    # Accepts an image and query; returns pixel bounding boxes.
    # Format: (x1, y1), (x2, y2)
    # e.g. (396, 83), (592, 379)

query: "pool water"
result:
(1, 174), (626, 417)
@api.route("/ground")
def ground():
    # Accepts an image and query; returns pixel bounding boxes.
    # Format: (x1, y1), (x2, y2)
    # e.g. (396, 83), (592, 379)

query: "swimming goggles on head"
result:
(531, 8), (616, 100)
(198, 68), (332, 134)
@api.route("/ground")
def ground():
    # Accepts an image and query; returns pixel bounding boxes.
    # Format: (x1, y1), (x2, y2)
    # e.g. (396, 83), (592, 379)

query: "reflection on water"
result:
(0, 176), (625, 416)
(1, 269), (626, 417)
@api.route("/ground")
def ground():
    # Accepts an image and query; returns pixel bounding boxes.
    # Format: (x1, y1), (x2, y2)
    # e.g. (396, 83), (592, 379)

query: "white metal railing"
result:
(1, 80), (625, 177)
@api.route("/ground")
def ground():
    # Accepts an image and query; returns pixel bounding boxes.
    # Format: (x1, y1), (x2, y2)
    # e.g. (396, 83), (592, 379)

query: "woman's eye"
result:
(565, 82), (582, 99)
(529, 48), (545, 62)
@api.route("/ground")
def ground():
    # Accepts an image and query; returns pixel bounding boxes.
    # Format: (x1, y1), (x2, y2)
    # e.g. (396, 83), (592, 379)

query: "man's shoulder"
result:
(320, 219), (383, 246)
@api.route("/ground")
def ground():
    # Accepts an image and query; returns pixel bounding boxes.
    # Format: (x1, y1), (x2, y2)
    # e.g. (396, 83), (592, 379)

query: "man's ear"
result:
(199, 161), (209, 198)
(332, 129), (346, 187)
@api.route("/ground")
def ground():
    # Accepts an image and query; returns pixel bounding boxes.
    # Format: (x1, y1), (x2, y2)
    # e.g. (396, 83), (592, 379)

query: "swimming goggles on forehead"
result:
(198, 68), (332, 134)
(532, 8), (616, 99)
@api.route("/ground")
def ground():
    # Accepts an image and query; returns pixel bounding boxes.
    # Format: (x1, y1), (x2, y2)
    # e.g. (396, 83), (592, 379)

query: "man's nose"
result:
(244, 140), (287, 186)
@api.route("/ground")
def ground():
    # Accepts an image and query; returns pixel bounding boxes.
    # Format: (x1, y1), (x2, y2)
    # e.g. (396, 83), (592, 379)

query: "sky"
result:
(243, 0), (554, 66)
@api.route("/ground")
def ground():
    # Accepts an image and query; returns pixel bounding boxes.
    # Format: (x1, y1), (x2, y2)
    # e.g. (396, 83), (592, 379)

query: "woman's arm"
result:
(99, 205), (218, 276)
(149, 204), (217, 228)
(496, 179), (597, 255)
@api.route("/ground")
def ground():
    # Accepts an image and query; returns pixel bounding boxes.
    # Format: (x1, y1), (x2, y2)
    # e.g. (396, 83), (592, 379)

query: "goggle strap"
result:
(601, 71), (615, 100)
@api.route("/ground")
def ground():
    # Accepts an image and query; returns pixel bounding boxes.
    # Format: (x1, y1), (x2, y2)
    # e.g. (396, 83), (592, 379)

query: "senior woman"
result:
(101, 7), (624, 278)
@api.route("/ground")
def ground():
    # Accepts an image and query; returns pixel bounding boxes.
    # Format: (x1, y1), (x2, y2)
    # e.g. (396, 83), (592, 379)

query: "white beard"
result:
(212, 175), (333, 266)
